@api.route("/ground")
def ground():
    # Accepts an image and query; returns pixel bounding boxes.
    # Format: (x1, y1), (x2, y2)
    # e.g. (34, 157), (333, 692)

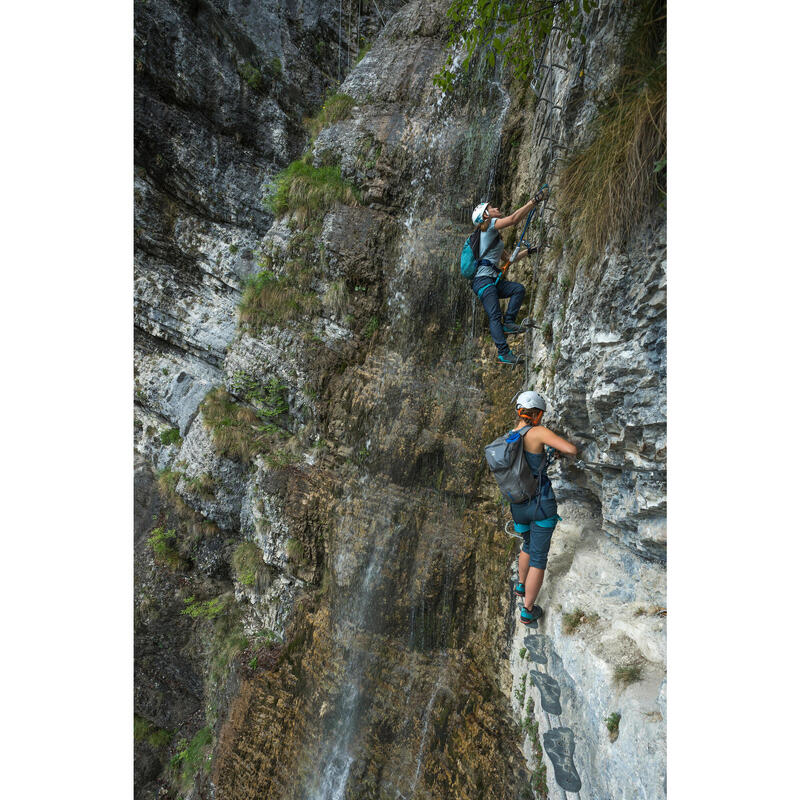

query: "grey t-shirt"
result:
(475, 218), (504, 280)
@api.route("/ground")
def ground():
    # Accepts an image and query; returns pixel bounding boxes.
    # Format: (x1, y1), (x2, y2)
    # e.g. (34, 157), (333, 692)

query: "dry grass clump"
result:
(323, 279), (349, 317)
(200, 387), (275, 462)
(558, 0), (665, 261)
(613, 664), (643, 687)
(239, 268), (319, 332)
(562, 608), (599, 634)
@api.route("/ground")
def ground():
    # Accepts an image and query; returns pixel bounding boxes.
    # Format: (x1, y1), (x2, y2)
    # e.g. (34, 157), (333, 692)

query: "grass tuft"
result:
(232, 541), (263, 586)
(559, 0), (665, 262)
(613, 664), (643, 687)
(266, 158), (360, 227)
(306, 93), (356, 138)
(200, 387), (279, 462)
(605, 711), (621, 741)
(562, 608), (599, 634)
(239, 268), (319, 332)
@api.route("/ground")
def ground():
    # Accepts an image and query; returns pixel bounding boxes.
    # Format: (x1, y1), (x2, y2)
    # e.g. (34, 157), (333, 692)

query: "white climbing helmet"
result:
(472, 202), (489, 225)
(516, 390), (547, 412)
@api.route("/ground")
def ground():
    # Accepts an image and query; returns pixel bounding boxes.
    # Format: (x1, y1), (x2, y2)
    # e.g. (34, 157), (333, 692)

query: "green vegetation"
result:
(200, 387), (280, 461)
(306, 92), (356, 138)
(170, 726), (213, 792)
(435, 0), (597, 90)
(228, 243), (239, 255)
(231, 373), (289, 434)
(266, 448), (301, 469)
(160, 427), (182, 446)
(183, 472), (216, 500)
(559, 0), (666, 261)
(232, 541), (263, 586)
(181, 595), (226, 619)
(614, 664), (643, 687)
(147, 527), (183, 570)
(361, 316), (379, 339)
(238, 61), (262, 91)
(606, 711), (621, 741)
(518, 646), (528, 660)
(134, 715), (172, 749)
(286, 537), (304, 564)
(266, 156), (360, 226)
(514, 672), (527, 706)
(239, 265), (320, 331)
(562, 608), (599, 634)
(248, 655), (258, 669)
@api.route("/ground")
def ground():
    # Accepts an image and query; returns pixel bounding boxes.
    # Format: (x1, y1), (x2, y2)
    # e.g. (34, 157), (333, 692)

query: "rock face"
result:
(134, 1), (666, 799)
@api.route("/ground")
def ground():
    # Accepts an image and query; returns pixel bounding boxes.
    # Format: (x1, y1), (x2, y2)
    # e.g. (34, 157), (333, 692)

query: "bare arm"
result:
(495, 198), (535, 231)
(535, 425), (578, 456)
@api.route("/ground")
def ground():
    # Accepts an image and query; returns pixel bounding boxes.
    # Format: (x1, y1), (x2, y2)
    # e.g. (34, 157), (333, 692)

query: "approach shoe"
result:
(514, 582), (525, 597)
(498, 351), (523, 365)
(520, 604), (543, 625)
(503, 323), (526, 334)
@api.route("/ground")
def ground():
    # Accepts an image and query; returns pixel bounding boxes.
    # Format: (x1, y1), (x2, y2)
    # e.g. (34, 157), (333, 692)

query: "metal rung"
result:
(551, 63), (568, 71)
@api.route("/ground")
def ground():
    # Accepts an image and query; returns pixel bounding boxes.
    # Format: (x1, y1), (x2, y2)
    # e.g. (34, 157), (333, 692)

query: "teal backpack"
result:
(460, 225), (497, 279)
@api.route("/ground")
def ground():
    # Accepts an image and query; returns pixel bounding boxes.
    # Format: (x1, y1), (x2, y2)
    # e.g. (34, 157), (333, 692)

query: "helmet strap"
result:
(518, 408), (543, 426)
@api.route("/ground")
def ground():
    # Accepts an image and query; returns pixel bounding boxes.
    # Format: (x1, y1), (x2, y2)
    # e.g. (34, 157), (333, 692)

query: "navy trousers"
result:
(472, 276), (525, 356)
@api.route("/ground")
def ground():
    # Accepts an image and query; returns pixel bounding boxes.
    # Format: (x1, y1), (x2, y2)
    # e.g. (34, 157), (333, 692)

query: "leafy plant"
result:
(435, 0), (597, 90)
(232, 541), (263, 586)
(170, 726), (213, 791)
(181, 596), (226, 619)
(519, 646), (528, 660)
(605, 711), (621, 741)
(147, 527), (184, 570)
(160, 427), (182, 446)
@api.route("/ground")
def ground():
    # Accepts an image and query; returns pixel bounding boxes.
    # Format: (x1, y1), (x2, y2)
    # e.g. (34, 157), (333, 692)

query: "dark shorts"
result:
(511, 495), (559, 569)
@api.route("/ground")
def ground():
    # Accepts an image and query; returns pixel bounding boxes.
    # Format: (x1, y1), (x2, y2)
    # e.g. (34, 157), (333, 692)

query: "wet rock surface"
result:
(134, 0), (666, 798)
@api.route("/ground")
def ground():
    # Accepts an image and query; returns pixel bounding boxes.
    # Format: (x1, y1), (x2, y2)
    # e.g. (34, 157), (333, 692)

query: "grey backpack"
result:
(484, 425), (540, 503)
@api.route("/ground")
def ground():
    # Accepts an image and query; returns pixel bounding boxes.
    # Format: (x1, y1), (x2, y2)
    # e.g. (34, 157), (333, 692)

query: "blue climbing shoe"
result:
(503, 323), (525, 334)
(520, 604), (543, 624)
(498, 351), (523, 365)
(514, 582), (525, 597)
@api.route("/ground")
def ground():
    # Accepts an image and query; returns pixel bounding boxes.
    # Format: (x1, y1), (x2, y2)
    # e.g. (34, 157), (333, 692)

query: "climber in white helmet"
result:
(508, 390), (577, 624)
(470, 188), (547, 365)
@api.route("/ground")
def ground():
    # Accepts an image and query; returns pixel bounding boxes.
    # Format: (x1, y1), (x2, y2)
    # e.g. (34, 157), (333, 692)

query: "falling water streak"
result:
(484, 79), (512, 200)
(309, 528), (389, 800)
(408, 673), (446, 797)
